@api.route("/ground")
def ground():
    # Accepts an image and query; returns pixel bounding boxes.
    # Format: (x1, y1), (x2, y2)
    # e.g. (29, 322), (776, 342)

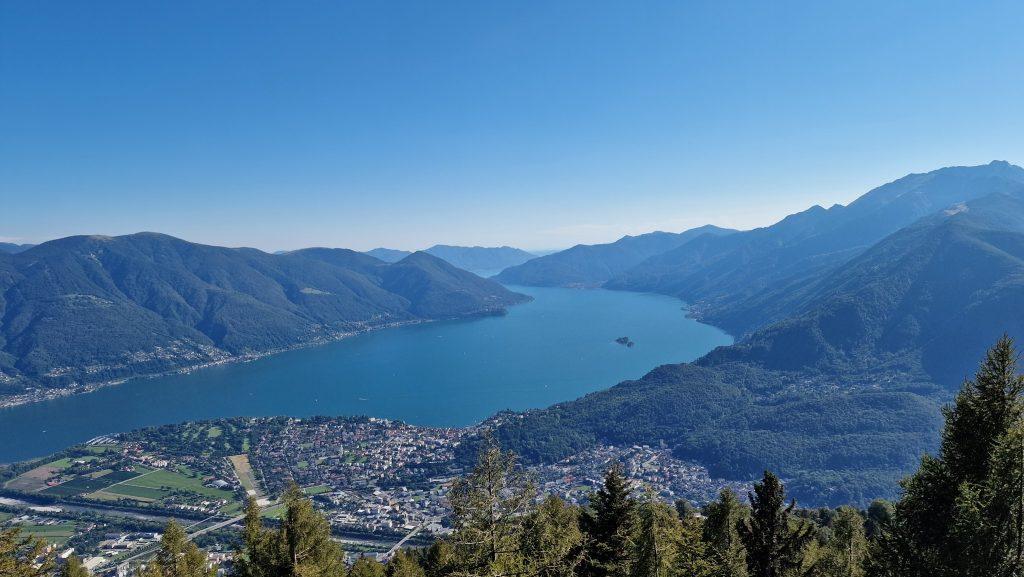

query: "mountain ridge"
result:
(494, 225), (738, 287)
(0, 233), (529, 402)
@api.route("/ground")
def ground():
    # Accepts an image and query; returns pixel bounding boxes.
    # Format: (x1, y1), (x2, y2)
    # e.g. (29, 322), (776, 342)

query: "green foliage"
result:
(58, 554), (91, 577)
(349, 557), (386, 577)
(868, 336), (1024, 577)
(521, 496), (584, 577)
(702, 489), (748, 577)
(386, 550), (426, 577)
(474, 361), (943, 506)
(446, 440), (536, 577)
(0, 527), (53, 577)
(234, 487), (345, 577)
(580, 466), (637, 577)
(738, 472), (815, 577)
(138, 520), (214, 577)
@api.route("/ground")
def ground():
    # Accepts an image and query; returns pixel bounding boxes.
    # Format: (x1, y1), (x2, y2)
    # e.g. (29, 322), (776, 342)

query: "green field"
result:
(303, 485), (332, 496)
(40, 474), (114, 497)
(19, 523), (77, 546)
(109, 469), (235, 502)
(101, 483), (167, 500)
(0, 512), (12, 522)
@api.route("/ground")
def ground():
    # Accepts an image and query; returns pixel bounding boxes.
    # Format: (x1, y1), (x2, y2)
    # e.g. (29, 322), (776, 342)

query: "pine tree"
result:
(702, 489), (747, 577)
(816, 507), (866, 577)
(386, 550), (425, 577)
(140, 520), (214, 577)
(0, 527), (53, 577)
(631, 497), (679, 577)
(234, 498), (285, 577)
(521, 495), (584, 577)
(278, 484), (346, 577)
(235, 486), (344, 577)
(59, 554), (91, 577)
(447, 440), (535, 577)
(580, 465), (637, 577)
(421, 541), (457, 577)
(738, 471), (814, 577)
(870, 335), (1024, 577)
(349, 556), (386, 577)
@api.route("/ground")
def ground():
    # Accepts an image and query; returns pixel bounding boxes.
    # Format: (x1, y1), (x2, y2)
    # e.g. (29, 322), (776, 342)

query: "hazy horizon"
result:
(4, 1), (1023, 251)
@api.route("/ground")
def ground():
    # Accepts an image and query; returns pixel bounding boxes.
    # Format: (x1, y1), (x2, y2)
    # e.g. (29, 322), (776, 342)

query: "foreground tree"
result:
(702, 489), (748, 577)
(521, 495), (584, 577)
(139, 521), (213, 577)
(869, 335), (1024, 577)
(386, 550), (426, 577)
(447, 440), (536, 577)
(0, 527), (53, 577)
(59, 554), (91, 577)
(815, 507), (866, 577)
(235, 485), (345, 577)
(738, 472), (814, 577)
(349, 557), (386, 577)
(580, 465), (638, 577)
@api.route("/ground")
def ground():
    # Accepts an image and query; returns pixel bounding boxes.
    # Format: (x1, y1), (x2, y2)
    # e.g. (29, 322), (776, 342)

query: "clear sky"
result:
(2, 1), (1023, 252)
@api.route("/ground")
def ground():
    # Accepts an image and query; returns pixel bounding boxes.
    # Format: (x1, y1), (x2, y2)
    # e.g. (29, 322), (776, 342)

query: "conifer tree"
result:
(816, 507), (866, 577)
(520, 495), (584, 577)
(580, 465), (637, 577)
(140, 520), (214, 577)
(0, 527), (53, 577)
(59, 554), (91, 577)
(447, 440), (535, 577)
(278, 484), (346, 577)
(702, 489), (747, 577)
(349, 556), (386, 577)
(386, 550), (426, 577)
(738, 472), (813, 577)
(234, 498), (284, 577)
(869, 335), (1024, 577)
(235, 486), (344, 577)
(631, 497), (679, 577)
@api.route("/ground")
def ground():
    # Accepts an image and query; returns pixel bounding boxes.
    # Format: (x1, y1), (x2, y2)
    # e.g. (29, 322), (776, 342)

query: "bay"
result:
(0, 286), (731, 463)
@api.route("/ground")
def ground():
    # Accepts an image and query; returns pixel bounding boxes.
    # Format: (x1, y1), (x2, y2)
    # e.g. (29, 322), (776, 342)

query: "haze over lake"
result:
(0, 286), (731, 463)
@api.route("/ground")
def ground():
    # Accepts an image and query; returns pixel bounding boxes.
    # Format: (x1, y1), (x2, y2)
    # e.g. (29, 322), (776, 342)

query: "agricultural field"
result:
(4, 520), (79, 546)
(4, 443), (241, 515)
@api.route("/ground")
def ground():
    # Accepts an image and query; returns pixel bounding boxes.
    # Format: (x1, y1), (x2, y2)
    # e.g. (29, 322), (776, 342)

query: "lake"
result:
(0, 286), (731, 463)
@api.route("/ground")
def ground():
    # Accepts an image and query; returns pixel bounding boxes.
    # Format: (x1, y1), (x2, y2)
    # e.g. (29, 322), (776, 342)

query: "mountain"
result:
(477, 162), (1024, 506)
(493, 225), (738, 287)
(0, 233), (529, 399)
(607, 161), (1024, 335)
(0, 243), (34, 254)
(422, 245), (536, 275)
(705, 190), (1024, 386)
(366, 245), (537, 274)
(365, 248), (412, 263)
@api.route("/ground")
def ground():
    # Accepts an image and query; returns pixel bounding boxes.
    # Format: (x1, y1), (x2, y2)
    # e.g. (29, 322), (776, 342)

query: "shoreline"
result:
(0, 307), (520, 411)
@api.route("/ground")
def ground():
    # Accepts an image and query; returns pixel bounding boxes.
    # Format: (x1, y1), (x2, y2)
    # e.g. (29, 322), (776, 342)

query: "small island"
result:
(615, 336), (635, 348)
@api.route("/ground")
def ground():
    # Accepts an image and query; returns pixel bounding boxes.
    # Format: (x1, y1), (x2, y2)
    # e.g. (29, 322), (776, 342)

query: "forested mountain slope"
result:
(608, 161), (1024, 335)
(0, 233), (527, 398)
(494, 225), (737, 287)
(483, 171), (1024, 506)
(364, 245), (536, 273)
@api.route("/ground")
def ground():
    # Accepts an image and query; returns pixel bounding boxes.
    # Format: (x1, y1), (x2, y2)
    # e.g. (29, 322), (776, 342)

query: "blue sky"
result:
(2, 1), (1023, 251)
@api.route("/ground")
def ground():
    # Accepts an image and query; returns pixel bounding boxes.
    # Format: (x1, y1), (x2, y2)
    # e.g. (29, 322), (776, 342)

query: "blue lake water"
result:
(0, 286), (731, 463)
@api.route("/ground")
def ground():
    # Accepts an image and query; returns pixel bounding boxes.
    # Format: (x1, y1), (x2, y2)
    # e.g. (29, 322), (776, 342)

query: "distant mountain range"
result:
(0, 243), (34, 254)
(365, 245), (537, 274)
(493, 225), (737, 287)
(471, 161), (1024, 505)
(0, 233), (528, 400)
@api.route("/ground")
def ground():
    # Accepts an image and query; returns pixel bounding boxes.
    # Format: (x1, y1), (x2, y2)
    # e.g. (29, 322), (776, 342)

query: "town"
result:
(1, 417), (747, 574)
